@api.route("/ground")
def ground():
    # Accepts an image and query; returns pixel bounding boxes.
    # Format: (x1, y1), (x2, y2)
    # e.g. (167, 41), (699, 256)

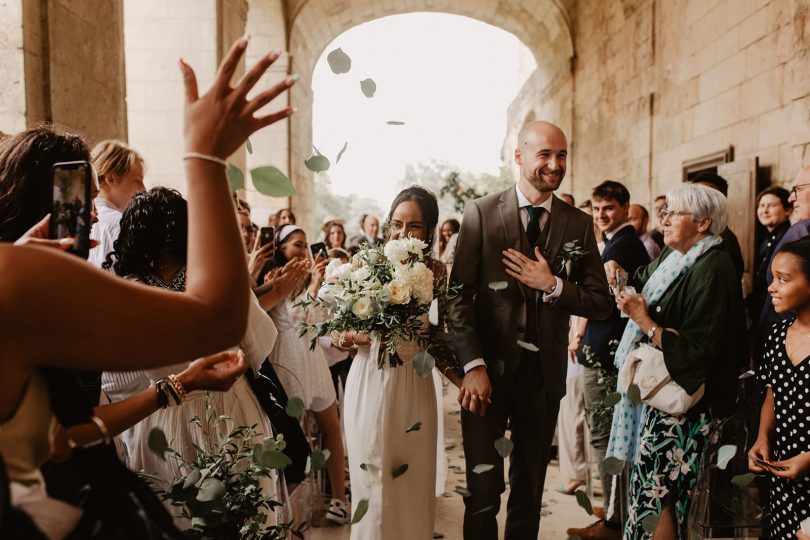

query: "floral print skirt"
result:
(625, 407), (711, 539)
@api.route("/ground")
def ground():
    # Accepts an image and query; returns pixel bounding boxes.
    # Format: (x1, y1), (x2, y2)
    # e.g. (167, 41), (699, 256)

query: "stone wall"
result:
(0, 0), (26, 134)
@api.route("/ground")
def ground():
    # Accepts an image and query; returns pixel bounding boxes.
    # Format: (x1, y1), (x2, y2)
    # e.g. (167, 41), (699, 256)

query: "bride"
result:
(339, 186), (461, 539)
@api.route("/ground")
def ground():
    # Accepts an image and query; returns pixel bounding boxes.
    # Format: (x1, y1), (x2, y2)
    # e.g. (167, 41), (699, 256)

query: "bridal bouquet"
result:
(296, 237), (459, 369)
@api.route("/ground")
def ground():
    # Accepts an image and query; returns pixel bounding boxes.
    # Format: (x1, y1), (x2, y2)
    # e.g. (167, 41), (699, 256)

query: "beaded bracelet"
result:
(182, 152), (227, 168)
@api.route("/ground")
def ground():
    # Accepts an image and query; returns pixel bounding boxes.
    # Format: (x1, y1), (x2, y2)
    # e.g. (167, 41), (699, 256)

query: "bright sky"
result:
(311, 12), (535, 209)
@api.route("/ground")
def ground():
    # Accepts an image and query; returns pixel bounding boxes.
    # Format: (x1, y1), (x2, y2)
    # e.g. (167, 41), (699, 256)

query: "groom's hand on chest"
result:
(502, 247), (557, 293)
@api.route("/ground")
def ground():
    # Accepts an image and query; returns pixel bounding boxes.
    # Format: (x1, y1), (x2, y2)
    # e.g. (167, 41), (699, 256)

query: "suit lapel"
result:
(498, 188), (526, 295)
(540, 196), (569, 267)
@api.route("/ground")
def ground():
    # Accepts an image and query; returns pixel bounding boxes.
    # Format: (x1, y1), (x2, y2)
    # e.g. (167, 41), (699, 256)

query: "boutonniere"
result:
(559, 240), (590, 277)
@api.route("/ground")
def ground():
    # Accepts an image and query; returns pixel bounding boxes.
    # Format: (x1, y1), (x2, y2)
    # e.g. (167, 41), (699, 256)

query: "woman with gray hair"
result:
(599, 183), (746, 539)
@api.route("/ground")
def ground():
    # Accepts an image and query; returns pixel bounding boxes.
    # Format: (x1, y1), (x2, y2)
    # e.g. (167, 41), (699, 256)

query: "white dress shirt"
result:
(463, 186), (563, 374)
(88, 197), (122, 269)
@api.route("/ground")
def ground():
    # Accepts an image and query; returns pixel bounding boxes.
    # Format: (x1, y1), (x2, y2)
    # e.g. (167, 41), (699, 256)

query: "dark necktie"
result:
(526, 206), (544, 247)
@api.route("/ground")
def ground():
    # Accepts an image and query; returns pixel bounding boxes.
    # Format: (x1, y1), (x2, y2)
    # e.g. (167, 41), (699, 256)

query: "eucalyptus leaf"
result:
(494, 436), (514, 459)
(604, 392), (622, 407)
(304, 153), (331, 173)
(336, 141), (348, 163)
(454, 485), (472, 497)
(641, 514), (659, 534)
(196, 478), (226, 502)
(391, 463), (409, 479)
(488, 281), (508, 291)
(412, 351), (436, 378)
(351, 499), (369, 524)
(148, 428), (169, 461)
(575, 489), (593, 515)
(308, 449), (331, 473)
(472, 464), (494, 474)
(428, 298), (439, 326)
(251, 166), (296, 197)
(226, 163), (245, 192)
(627, 383), (642, 406)
(327, 47), (352, 74)
(245, 138), (253, 154)
(405, 422), (422, 433)
(253, 446), (292, 469)
(360, 78), (377, 98)
(717, 445), (737, 470)
(516, 340), (540, 352)
(183, 469), (202, 490)
(602, 456), (625, 476)
(731, 472), (757, 487)
(359, 463), (368, 471)
(285, 396), (305, 418)
(387, 121), (405, 125)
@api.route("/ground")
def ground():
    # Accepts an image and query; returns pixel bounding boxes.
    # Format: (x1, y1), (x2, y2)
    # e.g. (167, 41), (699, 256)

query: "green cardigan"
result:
(633, 245), (747, 415)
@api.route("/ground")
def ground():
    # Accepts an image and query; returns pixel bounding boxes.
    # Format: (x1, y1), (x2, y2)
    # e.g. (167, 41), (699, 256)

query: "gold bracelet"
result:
(167, 374), (187, 404)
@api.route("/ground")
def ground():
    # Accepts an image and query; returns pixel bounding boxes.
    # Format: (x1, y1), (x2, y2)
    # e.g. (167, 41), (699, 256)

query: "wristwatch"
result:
(647, 325), (659, 340)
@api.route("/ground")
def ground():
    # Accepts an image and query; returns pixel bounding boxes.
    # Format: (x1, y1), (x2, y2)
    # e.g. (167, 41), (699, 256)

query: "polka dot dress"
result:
(758, 319), (810, 539)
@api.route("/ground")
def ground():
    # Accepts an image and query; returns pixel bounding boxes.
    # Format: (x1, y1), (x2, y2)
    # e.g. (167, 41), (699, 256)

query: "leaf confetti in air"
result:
(304, 153), (331, 174)
(472, 464), (494, 474)
(252, 166), (297, 197)
(387, 120), (405, 125)
(494, 436), (514, 459)
(148, 428), (169, 461)
(226, 163), (245, 192)
(336, 141), (348, 163)
(717, 445), (737, 470)
(488, 281), (508, 291)
(405, 422), (422, 433)
(627, 383), (642, 406)
(429, 298), (440, 326)
(360, 78), (377, 98)
(285, 396), (305, 418)
(731, 472), (757, 487)
(575, 490), (593, 515)
(391, 463), (409, 479)
(351, 499), (369, 524)
(602, 457), (625, 476)
(412, 351), (436, 378)
(327, 47), (351, 74)
(516, 340), (539, 352)
(245, 138), (253, 154)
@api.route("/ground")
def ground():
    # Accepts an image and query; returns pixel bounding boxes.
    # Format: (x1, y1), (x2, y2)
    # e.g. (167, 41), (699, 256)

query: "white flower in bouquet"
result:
(384, 237), (427, 265)
(385, 279), (412, 305)
(351, 296), (374, 319)
(350, 265), (372, 283)
(326, 260), (352, 283)
(319, 284), (337, 303)
(395, 262), (434, 304)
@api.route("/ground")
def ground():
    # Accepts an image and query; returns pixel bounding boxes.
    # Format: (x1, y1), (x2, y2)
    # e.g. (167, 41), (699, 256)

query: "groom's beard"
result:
(531, 167), (564, 192)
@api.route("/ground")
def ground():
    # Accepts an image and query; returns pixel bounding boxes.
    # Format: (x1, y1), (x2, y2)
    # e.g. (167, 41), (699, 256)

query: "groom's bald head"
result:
(515, 121), (568, 193)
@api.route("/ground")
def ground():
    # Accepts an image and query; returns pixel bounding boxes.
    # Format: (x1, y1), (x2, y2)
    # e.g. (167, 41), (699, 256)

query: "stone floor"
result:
(309, 382), (597, 540)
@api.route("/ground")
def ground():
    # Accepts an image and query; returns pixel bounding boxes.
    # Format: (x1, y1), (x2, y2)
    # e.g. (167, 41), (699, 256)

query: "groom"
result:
(450, 120), (612, 539)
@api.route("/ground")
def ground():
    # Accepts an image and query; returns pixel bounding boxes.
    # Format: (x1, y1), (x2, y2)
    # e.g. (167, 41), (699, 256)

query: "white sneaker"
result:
(326, 498), (350, 525)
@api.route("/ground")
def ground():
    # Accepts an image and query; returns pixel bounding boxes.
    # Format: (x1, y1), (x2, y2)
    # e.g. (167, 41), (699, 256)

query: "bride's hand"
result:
(180, 37), (296, 158)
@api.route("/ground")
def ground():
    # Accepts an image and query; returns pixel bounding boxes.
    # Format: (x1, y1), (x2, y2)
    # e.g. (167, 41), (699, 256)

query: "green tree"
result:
(313, 173), (384, 238)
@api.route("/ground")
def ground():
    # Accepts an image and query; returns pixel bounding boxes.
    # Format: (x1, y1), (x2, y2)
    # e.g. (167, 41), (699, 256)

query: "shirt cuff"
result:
(463, 359), (487, 373)
(542, 276), (564, 302)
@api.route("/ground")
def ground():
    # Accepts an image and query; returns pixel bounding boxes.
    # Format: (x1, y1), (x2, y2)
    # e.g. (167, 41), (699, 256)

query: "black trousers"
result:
(461, 351), (561, 540)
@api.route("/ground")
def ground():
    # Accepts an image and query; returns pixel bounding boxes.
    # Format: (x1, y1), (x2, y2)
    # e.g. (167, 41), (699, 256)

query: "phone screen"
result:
(50, 161), (92, 259)
(260, 227), (274, 247)
(310, 242), (327, 259)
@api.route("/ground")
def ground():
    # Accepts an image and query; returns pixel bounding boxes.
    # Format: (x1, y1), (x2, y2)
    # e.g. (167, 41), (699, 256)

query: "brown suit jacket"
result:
(449, 188), (612, 400)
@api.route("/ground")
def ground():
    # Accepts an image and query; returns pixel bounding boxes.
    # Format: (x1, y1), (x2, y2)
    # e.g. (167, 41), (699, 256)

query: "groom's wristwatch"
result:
(646, 325), (659, 340)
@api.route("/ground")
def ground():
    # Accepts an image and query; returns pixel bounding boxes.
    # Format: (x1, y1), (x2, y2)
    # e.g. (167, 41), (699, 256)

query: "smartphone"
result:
(614, 269), (628, 296)
(310, 241), (327, 259)
(259, 226), (274, 247)
(754, 456), (786, 472)
(50, 161), (92, 259)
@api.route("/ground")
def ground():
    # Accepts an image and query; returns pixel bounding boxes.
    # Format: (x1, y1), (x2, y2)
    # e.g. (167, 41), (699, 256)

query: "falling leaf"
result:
(245, 138), (253, 154)
(429, 298), (439, 326)
(391, 463), (409, 479)
(196, 478), (226, 502)
(602, 456), (625, 476)
(731, 472), (757, 487)
(360, 78), (377, 98)
(251, 166), (297, 197)
(717, 445), (737, 470)
(604, 392), (622, 407)
(387, 121), (405, 125)
(405, 422), (422, 433)
(494, 359), (505, 376)
(336, 141), (348, 163)
(516, 340), (540, 352)
(304, 153), (330, 173)
(641, 514), (659, 534)
(473, 464), (494, 474)
(471, 505), (495, 516)
(433, 533), (445, 539)
(183, 469), (202, 489)
(627, 383), (641, 406)
(307, 449), (331, 473)
(252, 444), (292, 469)
(351, 499), (369, 524)
(285, 396), (305, 418)
(454, 485), (472, 497)
(359, 463), (368, 471)
(488, 281), (508, 291)
(327, 47), (351, 74)
(226, 163), (245, 192)
(575, 490), (593, 515)
(412, 350), (436, 378)
(148, 428), (169, 461)
(495, 436), (514, 459)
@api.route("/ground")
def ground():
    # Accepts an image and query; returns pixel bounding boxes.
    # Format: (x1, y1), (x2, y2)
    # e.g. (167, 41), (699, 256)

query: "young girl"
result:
(749, 237), (810, 540)
(266, 225), (349, 524)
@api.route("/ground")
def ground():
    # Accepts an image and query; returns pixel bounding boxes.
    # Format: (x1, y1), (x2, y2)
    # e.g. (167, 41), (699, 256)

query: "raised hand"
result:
(14, 214), (98, 251)
(248, 238), (275, 283)
(179, 37), (296, 158)
(502, 247), (556, 292)
(178, 349), (247, 393)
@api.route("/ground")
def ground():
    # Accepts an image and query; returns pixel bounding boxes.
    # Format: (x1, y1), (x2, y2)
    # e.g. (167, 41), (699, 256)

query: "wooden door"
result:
(718, 158), (757, 296)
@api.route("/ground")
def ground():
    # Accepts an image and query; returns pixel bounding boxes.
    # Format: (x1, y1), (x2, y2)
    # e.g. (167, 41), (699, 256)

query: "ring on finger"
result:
(517, 266), (522, 273)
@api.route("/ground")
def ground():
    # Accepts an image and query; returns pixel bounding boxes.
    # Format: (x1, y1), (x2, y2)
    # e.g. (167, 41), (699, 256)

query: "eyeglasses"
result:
(659, 207), (693, 220)
(790, 183), (810, 198)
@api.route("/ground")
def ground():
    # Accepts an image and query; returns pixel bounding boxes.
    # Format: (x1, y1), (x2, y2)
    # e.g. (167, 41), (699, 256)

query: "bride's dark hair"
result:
(386, 185), (439, 249)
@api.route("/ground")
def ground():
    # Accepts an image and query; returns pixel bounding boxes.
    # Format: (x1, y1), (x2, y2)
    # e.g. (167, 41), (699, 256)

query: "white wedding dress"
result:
(343, 336), (438, 540)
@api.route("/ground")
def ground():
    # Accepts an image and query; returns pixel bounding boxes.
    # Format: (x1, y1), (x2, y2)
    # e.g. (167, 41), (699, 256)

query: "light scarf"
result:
(606, 234), (722, 463)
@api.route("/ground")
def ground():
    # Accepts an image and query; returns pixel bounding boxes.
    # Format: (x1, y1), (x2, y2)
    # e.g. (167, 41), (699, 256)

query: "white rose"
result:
(319, 284), (336, 303)
(404, 237), (427, 259)
(327, 262), (352, 282)
(350, 266), (372, 283)
(384, 240), (409, 265)
(351, 296), (374, 319)
(386, 279), (412, 305)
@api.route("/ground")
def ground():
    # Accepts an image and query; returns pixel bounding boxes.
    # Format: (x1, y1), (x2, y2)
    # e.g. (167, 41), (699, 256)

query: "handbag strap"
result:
(641, 375), (673, 401)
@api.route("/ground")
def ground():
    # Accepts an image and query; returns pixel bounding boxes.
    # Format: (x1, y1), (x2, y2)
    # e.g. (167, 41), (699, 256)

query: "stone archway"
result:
(284, 0), (575, 232)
